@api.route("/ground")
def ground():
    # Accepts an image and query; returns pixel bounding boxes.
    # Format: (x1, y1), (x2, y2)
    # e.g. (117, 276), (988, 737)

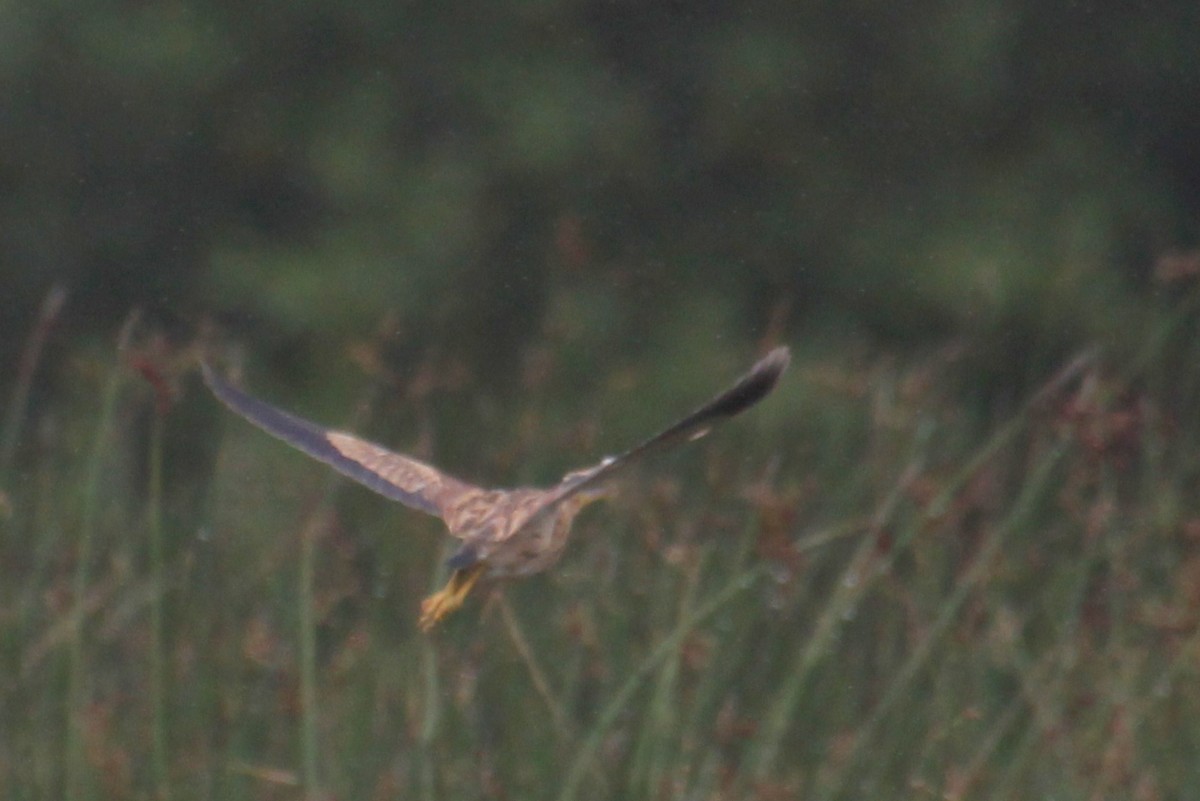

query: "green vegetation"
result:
(4, 295), (1200, 798)
(2, 1), (1200, 798)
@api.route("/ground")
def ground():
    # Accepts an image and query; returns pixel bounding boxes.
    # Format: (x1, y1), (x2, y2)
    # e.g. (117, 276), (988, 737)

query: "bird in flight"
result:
(202, 346), (789, 631)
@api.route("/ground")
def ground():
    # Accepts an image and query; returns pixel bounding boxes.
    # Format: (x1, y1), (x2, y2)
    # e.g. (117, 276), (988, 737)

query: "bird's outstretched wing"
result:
(446, 346), (790, 570)
(523, 347), (789, 526)
(201, 361), (475, 518)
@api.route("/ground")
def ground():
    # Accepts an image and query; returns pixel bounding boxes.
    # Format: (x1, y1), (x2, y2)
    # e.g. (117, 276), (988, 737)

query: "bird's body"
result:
(203, 347), (789, 630)
(441, 486), (595, 577)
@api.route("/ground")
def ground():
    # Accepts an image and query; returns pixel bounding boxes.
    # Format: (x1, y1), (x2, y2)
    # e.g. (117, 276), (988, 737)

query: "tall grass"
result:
(146, 387), (172, 800)
(4, 318), (1200, 799)
(0, 283), (66, 481)
(66, 313), (138, 801)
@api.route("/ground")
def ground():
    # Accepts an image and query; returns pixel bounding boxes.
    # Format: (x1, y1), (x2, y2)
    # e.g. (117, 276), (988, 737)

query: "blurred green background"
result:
(4, 1), (1197, 371)
(3, 2), (1200, 799)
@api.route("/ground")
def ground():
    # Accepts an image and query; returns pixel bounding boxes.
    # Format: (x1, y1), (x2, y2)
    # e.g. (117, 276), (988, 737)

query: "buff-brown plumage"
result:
(203, 347), (789, 628)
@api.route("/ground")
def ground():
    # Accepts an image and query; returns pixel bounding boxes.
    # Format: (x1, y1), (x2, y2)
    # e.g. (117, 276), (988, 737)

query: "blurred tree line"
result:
(2, 0), (1198, 391)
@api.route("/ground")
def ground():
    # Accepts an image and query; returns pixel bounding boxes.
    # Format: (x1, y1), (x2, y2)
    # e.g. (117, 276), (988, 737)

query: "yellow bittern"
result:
(202, 347), (789, 630)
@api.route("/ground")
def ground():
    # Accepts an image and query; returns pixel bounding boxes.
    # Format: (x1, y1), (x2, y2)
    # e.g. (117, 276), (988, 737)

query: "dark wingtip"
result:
(757, 346), (791, 383)
(707, 345), (790, 419)
(198, 357), (232, 390)
(199, 358), (239, 405)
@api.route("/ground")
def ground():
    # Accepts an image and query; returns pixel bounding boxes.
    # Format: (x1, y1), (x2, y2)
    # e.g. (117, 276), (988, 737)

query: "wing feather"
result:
(202, 361), (474, 517)
(532, 346), (790, 514)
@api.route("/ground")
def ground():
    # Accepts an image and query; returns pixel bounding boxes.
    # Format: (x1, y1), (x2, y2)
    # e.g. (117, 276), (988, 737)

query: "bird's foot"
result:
(419, 564), (484, 632)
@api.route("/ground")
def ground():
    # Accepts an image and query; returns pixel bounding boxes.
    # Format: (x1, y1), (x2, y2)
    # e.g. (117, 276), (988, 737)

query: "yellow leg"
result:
(419, 564), (485, 632)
